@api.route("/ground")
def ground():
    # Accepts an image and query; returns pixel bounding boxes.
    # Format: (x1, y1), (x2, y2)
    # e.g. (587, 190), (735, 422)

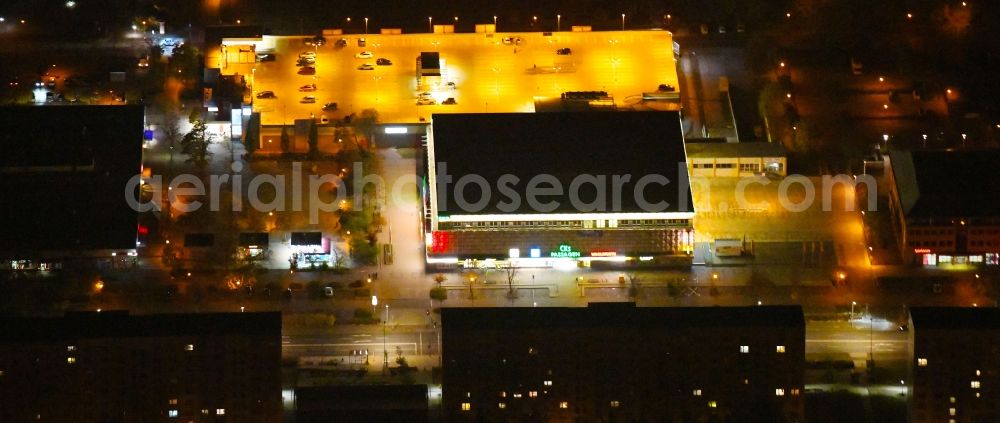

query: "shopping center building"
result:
(423, 111), (694, 269)
(887, 150), (1000, 267)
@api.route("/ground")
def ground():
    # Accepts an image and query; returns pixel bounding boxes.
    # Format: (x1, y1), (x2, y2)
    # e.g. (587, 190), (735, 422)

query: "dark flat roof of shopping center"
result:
(430, 112), (692, 215)
(890, 149), (1000, 219)
(442, 304), (804, 331)
(0, 106), (144, 255)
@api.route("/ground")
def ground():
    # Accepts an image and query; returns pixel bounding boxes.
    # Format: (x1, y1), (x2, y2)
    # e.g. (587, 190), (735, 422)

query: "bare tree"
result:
(626, 273), (641, 300)
(504, 265), (518, 298)
(433, 274), (446, 287)
(160, 110), (182, 177)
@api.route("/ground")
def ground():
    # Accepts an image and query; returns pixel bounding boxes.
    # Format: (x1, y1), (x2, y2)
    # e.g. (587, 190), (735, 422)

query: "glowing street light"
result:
(621, 13), (626, 30)
(557, 14), (561, 31)
(493, 15), (498, 30)
(364, 17), (369, 34)
(428, 16), (433, 32)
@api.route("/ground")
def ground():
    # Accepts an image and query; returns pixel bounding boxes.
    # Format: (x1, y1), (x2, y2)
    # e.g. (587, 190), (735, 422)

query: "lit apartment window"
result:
(498, 402), (506, 409)
(776, 345), (786, 353)
(775, 389), (785, 396)
(201, 409), (209, 415)
(168, 399), (178, 405)
(66, 357), (76, 364)
(216, 409), (225, 416)
(971, 381), (981, 389)
(693, 389), (702, 396)
(513, 393), (522, 398)
(461, 403), (471, 411)
(67, 345), (76, 352)
(739, 345), (749, 353)
(791, 389), (800, 396)
(529, 391), (538, 398)
(168, 410), (178, 418)
(950, 397), (956, 404)
(708, 401), (718, 408)
(610, 400), (620, 408)
(543, 380), (553, 386)
(500, 391), (506, 398)
(559, 401), (569, 409)
(185, 344), (194, 351)
(917, 358), (928, 367)
(976, 369), (981, 376)
(466, 392), (471, 398)
(976, 392), (981, 398)
(949, 408), (956, 416)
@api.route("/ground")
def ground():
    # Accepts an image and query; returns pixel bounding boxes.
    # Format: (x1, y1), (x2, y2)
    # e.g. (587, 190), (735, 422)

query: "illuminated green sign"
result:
(550, 244), (581, 258)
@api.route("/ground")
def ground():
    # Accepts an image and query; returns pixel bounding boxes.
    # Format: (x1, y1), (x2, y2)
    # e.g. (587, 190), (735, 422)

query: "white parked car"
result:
(355, 51), (373, 59)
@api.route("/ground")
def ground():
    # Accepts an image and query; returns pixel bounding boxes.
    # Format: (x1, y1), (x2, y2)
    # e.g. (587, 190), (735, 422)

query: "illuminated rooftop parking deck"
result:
(231, 30), (680, 124)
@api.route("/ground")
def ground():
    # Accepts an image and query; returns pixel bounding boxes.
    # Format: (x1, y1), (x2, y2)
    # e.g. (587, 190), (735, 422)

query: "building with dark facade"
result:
(909, 307), (1000, 423)
(0, 311), (282, 422)
(294, 384), (429, 423)
(887, 150), (1000, 267)
(0, 105), (145, 270)
(424, 112), (695, 270)
(442, 303), (805, 422)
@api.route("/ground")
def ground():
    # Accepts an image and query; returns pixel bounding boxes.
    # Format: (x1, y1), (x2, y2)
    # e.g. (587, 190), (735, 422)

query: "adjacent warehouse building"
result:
(909, 307), (1000, 423)
(442, 303), (806, 422)
(685, 140), (787, 178)
(423, 111), (695, 269)
(0, 311), (282, 422)
(887, 150), (1000, 267)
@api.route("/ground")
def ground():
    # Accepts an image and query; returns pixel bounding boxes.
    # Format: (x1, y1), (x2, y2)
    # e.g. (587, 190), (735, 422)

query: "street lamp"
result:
(428, 16), (433, 33)
(383, 303), (390, 372)
(851, 301), (857, 320)
(371, 295), (378, 315)
(493, 15), (498, 30)
(621, 13), (626, 31)
(364, 17), (369, 34)
(557, 14), (561, 31)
